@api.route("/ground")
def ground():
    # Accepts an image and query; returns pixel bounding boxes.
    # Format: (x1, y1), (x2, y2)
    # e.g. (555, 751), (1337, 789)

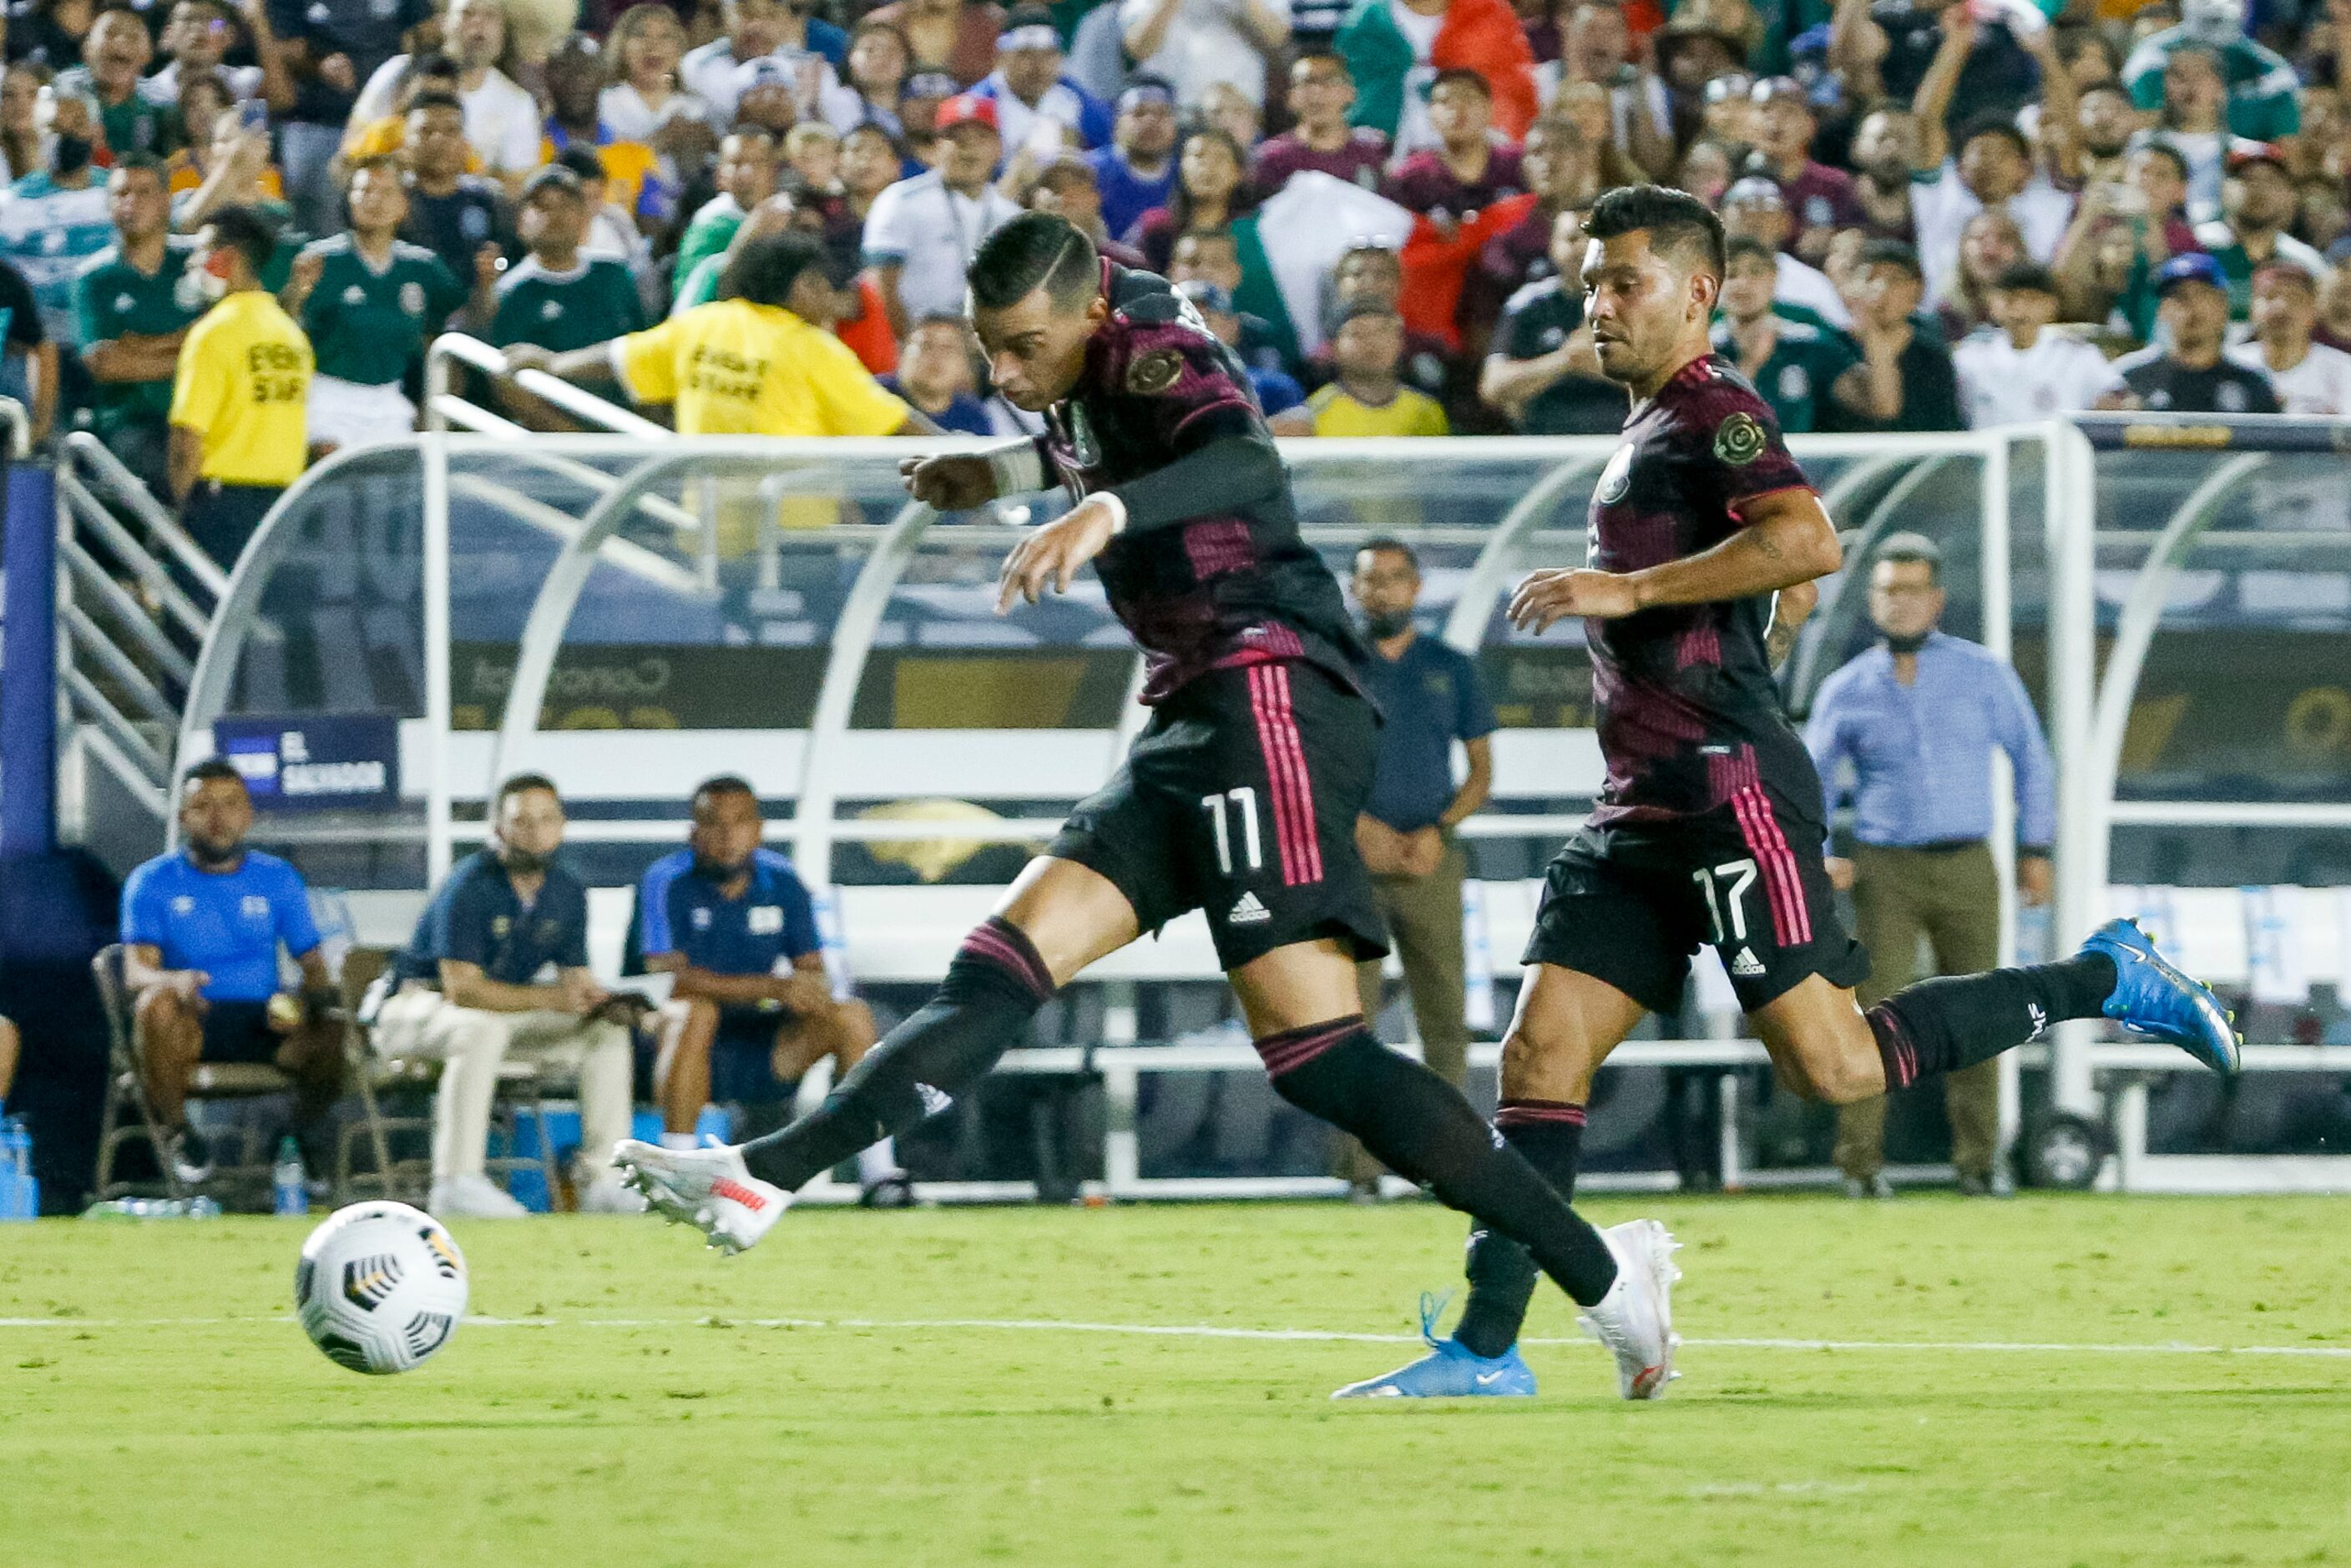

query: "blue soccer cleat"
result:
(2081, 918), (2242, 1073)
(1331, 1293), (1537, 1400)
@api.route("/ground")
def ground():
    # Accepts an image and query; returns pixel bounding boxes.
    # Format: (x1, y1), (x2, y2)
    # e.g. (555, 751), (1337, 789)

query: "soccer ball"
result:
(294, 1201), (469, 1374)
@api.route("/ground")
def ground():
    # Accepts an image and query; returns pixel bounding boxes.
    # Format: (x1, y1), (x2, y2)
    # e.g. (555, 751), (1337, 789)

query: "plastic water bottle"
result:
(272, 1135), (310, 1216)
(0, 1118), (35, 1222)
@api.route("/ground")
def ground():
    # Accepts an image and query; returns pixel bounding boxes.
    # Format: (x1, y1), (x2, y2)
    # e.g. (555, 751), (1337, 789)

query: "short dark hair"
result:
(1357, 536), (1420, 571)
(1723, 234), (1775, 268)
(182, 756), (246, 791)
(554, 144), (607, 183)
(2133, 138), (2189, 183)
(1292, 50), (1350, 79)
(968, 211), (1099, 311)
(1034, 153), (1097, 192)
(1428, 65), (1491, 99)
(1582, 183), (1727, 281)
(724, 230), (828, 307)
(1954, 113), (2030, 160)
(202, 205), (276, 273)
(691, 774), (757, 811)
(1857, 238), (1924, 283)
(407, 89), (465, 118)
(112, 149), (165, 180)
(1991, 260), (2058, 296)
(410, 51), (459, 78)
(1874, 531), (1943, 584)
(495, 772), (560, 810)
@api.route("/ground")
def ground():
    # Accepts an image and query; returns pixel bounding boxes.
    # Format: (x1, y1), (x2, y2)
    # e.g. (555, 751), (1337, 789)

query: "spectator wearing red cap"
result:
(2196, 144), (2326, 318)
(861, 92), (1020, 336)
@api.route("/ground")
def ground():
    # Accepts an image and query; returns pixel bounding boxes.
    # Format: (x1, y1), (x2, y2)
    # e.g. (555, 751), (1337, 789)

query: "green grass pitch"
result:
(6, 1195), (2349, 1567)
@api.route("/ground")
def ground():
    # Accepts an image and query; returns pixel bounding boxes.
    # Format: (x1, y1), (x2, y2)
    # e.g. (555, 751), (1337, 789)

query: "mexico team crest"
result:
(1126, 348), (1183, 395)
(1595, 443), (1635, 504)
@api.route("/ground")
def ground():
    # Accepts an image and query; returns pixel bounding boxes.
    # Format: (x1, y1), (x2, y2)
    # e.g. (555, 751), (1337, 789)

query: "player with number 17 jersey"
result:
(1527, 353), (1868, 1013)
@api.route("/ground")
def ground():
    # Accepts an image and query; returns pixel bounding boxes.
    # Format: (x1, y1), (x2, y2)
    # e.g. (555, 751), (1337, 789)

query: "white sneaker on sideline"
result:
(577, 1175), (649, 1214)
(429, 1174), (531, 1219)
(612, 1138), (789, 1255)
(1577, 1218), (1681, 1400)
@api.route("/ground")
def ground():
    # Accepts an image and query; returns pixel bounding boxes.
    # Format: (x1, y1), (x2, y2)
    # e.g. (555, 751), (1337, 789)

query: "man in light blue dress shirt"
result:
(1806, 534), (2055, 1197)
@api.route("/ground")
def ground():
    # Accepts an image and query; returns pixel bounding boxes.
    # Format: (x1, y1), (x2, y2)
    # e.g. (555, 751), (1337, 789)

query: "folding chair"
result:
(336, 954), (568, 1208)
(90, 943), (299, 1204)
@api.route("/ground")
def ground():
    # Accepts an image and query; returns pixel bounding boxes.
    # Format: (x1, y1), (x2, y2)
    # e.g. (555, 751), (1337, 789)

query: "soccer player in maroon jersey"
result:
(614, 212), (1686, 1399)
(1337, 185), (2240, 1400)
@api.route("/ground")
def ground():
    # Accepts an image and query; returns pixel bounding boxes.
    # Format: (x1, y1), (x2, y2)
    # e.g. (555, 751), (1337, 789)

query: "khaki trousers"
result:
(376, 989), (632, 1186)
(1833, 842), (2002, 1183)
(1339, 837), (1470, 1183)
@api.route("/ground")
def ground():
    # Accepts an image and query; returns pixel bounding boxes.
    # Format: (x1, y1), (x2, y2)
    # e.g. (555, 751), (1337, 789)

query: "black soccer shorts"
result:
(1523, 792), (1869, 1015)
(198, 1000), (284, 1065)
(1049, 661), (1389, 971)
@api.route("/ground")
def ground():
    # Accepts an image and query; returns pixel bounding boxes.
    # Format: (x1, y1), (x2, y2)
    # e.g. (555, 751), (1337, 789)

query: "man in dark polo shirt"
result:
(635, 776), (903, 1203)
(1828, 239), (1963, 432)
(2111, 252), (2282, 414)
(1480, 207), (1620, 434)
(1340, 538), (1498, 1200)
(376, 773), (640, 1219)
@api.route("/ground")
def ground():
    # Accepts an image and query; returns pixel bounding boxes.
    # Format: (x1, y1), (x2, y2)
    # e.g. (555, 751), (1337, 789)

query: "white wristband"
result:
(985, 440), (1046, 498)
(1094, 491), (1129, 535)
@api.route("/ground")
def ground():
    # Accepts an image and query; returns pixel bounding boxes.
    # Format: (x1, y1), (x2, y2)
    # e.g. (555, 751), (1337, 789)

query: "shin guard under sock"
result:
(1256, 1023), (1619, 1307)
(740, 917), (1054, 1190)
(1869, 952), (2117, 1090)
(1455, 1101), (1586, 1358)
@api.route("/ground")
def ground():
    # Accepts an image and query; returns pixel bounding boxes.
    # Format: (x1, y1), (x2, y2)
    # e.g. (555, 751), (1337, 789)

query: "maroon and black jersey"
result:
(1584, 354), (1821, 824)
(1033, 260), (1366, 703)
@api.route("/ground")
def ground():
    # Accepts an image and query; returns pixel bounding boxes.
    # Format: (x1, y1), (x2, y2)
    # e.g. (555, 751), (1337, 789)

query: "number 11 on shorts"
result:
(1201, 787), (1262, 877)
(1692, 858), (1758, 944)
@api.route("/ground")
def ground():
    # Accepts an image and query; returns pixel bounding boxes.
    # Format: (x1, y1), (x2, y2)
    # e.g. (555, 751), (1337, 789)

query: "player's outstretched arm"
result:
(1510, 488), (1841, 632)
(901, 438), (1050, 512)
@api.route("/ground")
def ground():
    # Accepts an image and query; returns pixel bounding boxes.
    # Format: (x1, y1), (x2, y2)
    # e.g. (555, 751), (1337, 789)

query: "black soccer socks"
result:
(1454, 1100), (1586, 1358)
(1868, 952), (2118, 1091)
(1256, 1023), (1620, 1308)
(739, 917), (1055, 1191)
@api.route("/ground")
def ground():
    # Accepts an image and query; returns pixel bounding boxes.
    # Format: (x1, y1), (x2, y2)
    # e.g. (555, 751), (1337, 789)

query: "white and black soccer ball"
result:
(295, 1201), (469, 1375)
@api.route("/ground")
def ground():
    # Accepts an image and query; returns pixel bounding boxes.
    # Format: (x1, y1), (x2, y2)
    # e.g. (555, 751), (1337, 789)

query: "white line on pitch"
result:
(8, 1313), (2351, 1359)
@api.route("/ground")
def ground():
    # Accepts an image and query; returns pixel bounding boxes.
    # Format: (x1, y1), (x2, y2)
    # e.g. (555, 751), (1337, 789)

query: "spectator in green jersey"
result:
(75, 151), (195, 490)
(280, 153), (486, 456)
(488, 163), (645, 428)
(1711, 236), (1873, 434)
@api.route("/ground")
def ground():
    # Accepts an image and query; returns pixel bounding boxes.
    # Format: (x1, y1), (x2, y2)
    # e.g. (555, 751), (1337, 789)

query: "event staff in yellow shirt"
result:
(169, 206), (313, 568)
(503, 231), (939, 438)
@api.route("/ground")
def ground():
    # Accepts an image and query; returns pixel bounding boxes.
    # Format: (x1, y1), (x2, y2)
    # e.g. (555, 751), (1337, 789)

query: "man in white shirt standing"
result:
(1721, 177), (1853, 329)
(1908, 7), (2076, 306)
(2227, 259), (2351, 415)
(860, 94), (1022, 338)
(1953, 262), (2126, 427)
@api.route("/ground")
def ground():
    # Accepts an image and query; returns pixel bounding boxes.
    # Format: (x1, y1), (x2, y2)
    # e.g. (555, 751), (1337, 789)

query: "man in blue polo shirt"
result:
(376, 773), (640, 1219)
(637, 776), (902, 1201)
(1342, 538), (1498, 1198)
(123, 758), (343, 1184)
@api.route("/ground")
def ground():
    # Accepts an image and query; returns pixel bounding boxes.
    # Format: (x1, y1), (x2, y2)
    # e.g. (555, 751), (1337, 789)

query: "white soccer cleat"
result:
(1577, 1218), (1682, 1400)
(611, 1138), (790, 1255)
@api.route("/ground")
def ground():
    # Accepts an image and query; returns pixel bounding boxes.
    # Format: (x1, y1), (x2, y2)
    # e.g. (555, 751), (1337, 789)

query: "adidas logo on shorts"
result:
(1227, 891), (1272, 925)
(1729, 947), (1766, 978)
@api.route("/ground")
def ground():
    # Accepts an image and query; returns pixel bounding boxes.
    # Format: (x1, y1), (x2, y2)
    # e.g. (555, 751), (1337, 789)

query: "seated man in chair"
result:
(637, 776), (907, 1205)
(122, 759), (344, 1185)
(376, 772), (642, 1219)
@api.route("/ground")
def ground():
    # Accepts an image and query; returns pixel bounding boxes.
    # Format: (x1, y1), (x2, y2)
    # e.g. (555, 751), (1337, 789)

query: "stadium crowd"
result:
(1, 0), (2347, 564)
